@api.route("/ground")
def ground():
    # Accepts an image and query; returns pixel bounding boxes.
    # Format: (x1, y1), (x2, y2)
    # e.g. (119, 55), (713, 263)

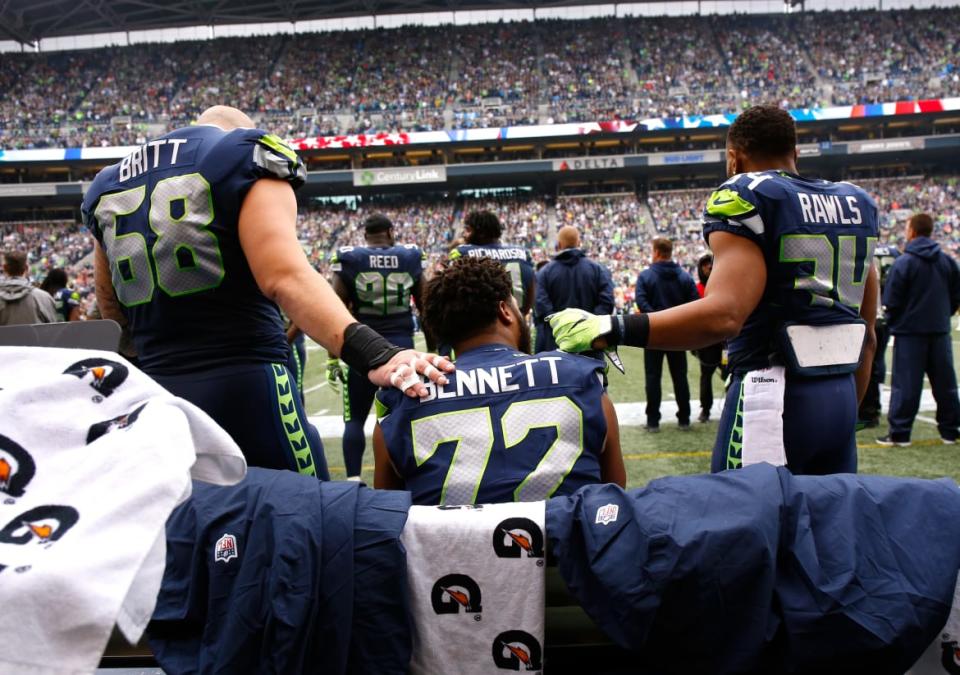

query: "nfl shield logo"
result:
(595, 504), (619, 526)
(214, 533), (238, 563)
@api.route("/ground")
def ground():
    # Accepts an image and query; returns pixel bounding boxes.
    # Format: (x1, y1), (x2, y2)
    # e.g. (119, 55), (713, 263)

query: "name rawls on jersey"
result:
(420, 355), (563, 402)
(118, 138), (189, 182)
(797, 192), (863, 225)
(465, 247), (527, 261)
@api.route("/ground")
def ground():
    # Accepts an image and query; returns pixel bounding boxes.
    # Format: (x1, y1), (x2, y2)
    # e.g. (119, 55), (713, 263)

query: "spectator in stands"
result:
(878, 213), (960, 446)
(0, 251), (57, 325)
(692, 253), (725, 423)
(634, 237), (699, 432)
(535, 225), (614, 358)
(373, 256), (625, 504)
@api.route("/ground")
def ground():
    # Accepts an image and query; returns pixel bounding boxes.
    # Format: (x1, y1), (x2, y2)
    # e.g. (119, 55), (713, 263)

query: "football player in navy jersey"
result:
(373, 257), (624, 505)
(41, 269), (82, 322)
(450, 210), (535, 317)
(328, 214), (426, 480)
(82, 105), (452, 479)
(549, 105), (880, 476)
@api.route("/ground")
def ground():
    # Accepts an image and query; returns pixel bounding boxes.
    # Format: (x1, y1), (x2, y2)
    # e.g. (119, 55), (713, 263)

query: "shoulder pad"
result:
(449, 248), (462, 260)
(252, 132), (306, 188)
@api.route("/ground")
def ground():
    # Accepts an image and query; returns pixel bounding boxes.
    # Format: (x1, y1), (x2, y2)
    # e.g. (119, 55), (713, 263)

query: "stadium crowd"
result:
(3, 7), (960, 148)
(4, 174), (959, 314)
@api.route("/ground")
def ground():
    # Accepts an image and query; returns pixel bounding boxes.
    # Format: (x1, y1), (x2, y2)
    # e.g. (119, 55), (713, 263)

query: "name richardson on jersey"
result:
(368, 254), (400, 268)
(466, 247), (527, 261)
(419, 356), (563, 402)
(796, 192), (863, 226)
(118, 138), (189, 182)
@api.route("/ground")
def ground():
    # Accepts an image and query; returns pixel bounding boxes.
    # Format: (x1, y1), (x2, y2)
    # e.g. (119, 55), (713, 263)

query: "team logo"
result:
(942, 639), (960, 674)
(0, 434), (36, 498)
(214, 533), (238, 564)
(492, 518), (544, 559)
(86, 403), (147, 444)
(492, 630), (543, 671)
(64, 358), (129, 398)
(431, 573), (482, 615)
(0, 505), (79, 545)
(595, 503), (619, 526)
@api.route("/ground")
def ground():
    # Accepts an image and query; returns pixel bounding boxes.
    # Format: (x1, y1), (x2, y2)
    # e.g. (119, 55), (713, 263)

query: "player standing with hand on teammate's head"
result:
(374, 257), (624, 505)
(327, 213), (426, 480)
(83, 105), (452, 479)
(549, 105), (880, 476)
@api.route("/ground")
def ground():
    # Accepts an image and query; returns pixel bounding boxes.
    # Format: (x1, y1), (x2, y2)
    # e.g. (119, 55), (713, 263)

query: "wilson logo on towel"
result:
(492, 630), (542, 671)
(0, 505), (79, 545)
(431, 573), (482, 615)
(0, 434), (36, 498)
(214, 534), (238, 564)
(86, 404), (148, 444)
(492, 518), (544, 559)
(63, 358), (129, 399)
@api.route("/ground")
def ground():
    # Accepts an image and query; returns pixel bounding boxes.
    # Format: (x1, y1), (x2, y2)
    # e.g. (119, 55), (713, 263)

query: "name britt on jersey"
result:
(420, 355), (564, 402)
(118, 138), (189, 182)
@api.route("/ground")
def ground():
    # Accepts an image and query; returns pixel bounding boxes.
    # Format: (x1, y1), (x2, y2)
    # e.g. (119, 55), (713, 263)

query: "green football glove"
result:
(326, 357), (346, 394)
(548, 308), (613, 353)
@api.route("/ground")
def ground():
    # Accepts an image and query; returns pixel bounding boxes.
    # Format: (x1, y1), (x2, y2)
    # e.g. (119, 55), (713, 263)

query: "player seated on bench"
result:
(374, 256), (625, 505)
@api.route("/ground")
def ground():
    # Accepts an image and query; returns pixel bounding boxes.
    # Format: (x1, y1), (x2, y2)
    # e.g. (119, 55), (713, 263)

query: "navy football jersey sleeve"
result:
(701, 171), (880, 372)
(81, 125), (306, 375)
(54, 288), (81, 321)
(333, 244), (424, 337)
(376, 345), (607, 505)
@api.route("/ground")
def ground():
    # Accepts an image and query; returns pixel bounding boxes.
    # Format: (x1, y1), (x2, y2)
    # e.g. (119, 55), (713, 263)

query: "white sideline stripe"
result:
(304, 382), (327, 394)
(308, 388), (941, 439)
(915, 415), (939, 425)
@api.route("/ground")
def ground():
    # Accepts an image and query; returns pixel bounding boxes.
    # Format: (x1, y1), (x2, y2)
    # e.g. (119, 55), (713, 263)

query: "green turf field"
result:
(301, 333), (960, 487)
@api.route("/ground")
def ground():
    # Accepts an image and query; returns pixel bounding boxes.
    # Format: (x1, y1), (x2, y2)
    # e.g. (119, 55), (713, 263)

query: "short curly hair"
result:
(727, 105), (796, 159)
(423, 257), (513, 346)
(464, 210), (503, 245)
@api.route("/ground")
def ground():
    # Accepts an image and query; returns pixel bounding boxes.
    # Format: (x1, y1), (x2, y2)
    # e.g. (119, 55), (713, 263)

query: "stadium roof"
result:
(0, 0), (786, 44)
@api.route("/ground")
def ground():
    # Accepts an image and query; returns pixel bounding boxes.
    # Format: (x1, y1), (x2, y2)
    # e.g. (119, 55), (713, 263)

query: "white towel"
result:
(0, 347), (246, 675)
(741, 366), (788, 467)
(402, 501), (546, 675)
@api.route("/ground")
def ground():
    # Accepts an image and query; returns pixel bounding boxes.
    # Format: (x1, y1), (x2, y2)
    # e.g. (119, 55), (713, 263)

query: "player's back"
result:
(451, 243), (534, 308)
(703, 170), (879, 372)
(332, 244), (424, 337)
(82, 125), (305, 375)
(376, 344), (607, 505)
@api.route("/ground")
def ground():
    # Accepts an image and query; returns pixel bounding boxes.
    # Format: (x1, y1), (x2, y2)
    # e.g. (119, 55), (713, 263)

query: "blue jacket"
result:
(634, 260), (698, 313)
(547, 464), (960, 675)
(150, 469), (412, 674)
(535, 248), (614, 352)
(883, 237), (960, 335)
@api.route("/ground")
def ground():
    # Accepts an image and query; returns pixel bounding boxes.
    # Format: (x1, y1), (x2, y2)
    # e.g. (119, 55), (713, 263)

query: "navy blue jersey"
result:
(81, 125), (306, 375)
(450, 243), (534, 309)
(702, 171), (880, 372)
(53, 287), (80, 321)
(376, 344), (607, 505)
(331, 244), (424, 337)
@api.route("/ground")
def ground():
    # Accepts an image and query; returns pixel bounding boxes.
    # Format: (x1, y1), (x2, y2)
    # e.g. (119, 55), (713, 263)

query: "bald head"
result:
(196, 105), (255, 130)
(557, 225), (580, 250)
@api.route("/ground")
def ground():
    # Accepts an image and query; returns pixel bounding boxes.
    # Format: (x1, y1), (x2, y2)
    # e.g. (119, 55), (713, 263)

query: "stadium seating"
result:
(2, 7), (960, 148)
